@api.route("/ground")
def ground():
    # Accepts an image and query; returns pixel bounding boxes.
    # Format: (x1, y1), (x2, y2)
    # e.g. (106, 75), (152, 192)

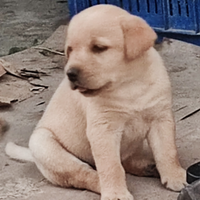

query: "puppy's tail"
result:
(5, 142), (34, 162)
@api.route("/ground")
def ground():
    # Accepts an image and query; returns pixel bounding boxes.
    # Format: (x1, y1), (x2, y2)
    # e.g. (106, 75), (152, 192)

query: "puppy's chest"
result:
(119, 113), (150, 159)
(122, 113), (150, 141)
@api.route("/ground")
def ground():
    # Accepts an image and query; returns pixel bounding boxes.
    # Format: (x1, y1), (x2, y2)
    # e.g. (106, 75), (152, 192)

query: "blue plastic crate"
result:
(68, 0), (200, 46)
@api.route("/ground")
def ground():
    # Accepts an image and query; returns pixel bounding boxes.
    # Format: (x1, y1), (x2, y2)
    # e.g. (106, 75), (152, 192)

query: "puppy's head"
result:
(65, 5), (156, 95)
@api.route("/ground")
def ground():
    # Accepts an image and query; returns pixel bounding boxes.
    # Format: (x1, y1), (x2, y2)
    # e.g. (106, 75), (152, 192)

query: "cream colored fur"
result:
(5, 5), (186, 200)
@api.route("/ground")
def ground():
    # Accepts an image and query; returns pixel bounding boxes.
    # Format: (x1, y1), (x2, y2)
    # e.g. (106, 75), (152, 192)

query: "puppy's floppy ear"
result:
(121, 15), (157, 60)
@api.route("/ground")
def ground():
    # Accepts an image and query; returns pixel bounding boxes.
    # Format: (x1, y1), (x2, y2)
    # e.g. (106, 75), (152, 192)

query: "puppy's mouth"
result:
(70, 82), (111, 96)
(70, 82), (102, 95)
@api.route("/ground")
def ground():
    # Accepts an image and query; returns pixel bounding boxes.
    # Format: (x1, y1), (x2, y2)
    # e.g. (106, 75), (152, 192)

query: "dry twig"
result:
(33, 46), (65, 56)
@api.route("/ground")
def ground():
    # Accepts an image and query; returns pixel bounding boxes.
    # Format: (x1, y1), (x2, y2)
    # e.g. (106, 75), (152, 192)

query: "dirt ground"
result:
(0, 0), (69, 57)
(0, 1), (200, 200)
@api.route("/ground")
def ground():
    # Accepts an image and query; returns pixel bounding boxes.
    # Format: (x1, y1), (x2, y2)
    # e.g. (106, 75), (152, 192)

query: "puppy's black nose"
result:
(67, 68), (79, 82)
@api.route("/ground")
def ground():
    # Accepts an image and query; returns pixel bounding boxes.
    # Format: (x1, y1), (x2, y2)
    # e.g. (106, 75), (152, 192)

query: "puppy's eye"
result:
(67, 46), (73, 57)
(91, 45), (108, 53)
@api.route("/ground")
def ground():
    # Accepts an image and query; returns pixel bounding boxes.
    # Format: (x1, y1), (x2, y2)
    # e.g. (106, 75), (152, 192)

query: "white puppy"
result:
(6, 5), (186, 200)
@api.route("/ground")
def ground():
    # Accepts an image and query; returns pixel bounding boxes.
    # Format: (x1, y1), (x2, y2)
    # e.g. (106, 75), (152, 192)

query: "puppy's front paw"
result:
(161, 168), (187, 191)
(101, 190), (134, 200)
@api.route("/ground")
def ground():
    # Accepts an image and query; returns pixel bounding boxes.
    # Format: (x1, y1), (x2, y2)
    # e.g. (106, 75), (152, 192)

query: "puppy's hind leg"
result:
(123, 142), (159, 178)
(29, 128), (100, 193)
(123, 155), (159, 178)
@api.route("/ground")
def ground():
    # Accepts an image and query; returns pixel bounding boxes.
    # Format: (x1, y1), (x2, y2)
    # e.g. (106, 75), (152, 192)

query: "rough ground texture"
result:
(1, 1), (200, 200)
(0, 0), (69, 57)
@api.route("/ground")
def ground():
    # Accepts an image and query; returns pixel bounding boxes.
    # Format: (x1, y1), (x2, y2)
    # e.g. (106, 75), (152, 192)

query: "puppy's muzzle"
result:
(67, 67), (79, 83)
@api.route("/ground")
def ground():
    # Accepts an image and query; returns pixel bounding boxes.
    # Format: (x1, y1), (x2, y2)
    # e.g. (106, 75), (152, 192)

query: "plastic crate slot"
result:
(88, 0), (93, 6)
(119, 0), (123, 8)
(117, 0), (123, 8)
(185, 0), (189, 17)
(169, 0), (173, 16)
(155, 0), (163, 15)
(178, 0), (181, 16)
(155, 0), (158, 14)
(136, 0), (140, 12)
(147, 0), (150, 13)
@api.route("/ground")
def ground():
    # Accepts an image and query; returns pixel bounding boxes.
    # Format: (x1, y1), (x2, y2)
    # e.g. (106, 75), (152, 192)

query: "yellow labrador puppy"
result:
(6, 5), (186, 200)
